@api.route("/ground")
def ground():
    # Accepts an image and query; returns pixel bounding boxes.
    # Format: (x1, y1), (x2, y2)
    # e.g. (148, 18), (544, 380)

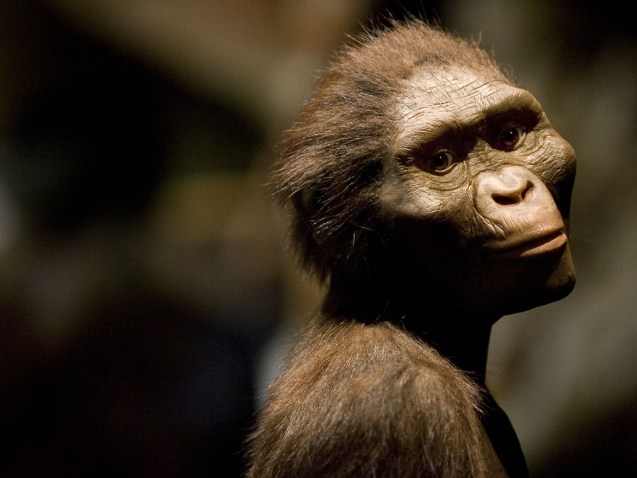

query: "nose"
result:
(485, 169), (534, 205)
(473, 165), (553, 223)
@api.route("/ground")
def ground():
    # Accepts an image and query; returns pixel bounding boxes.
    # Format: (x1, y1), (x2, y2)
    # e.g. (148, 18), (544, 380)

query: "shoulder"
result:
(278, 319), (477, 404)
(247, 319), (500, 477)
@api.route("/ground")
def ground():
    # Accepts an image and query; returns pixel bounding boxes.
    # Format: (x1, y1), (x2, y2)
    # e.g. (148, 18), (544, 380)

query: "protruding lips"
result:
(482, 228), (568, 258)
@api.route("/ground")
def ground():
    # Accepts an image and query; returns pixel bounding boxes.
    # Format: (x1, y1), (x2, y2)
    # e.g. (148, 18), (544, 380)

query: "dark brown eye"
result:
(423, 151), (455, 173)
(495, 126), (525, 151)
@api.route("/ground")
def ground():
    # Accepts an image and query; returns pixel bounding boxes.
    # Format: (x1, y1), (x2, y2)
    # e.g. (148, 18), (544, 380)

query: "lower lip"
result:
(486, 232), (568, 259)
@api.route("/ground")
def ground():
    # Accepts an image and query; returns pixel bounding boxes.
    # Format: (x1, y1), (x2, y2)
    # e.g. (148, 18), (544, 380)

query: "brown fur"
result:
(247, 319), (504, 478)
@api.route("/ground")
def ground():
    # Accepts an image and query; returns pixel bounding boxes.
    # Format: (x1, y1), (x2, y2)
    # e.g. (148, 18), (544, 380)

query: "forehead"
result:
(393, 65), (541, 152)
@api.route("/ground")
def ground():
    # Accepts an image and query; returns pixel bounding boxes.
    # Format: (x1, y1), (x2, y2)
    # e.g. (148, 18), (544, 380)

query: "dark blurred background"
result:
(0, 1), (635, 477)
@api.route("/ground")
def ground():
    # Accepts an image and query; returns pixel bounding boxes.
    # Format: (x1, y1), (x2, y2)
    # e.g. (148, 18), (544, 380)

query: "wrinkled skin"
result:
(377, 65), (576, 321)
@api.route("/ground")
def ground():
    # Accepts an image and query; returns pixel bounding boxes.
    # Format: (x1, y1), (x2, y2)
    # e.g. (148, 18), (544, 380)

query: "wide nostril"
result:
(492, 180), (533, 205)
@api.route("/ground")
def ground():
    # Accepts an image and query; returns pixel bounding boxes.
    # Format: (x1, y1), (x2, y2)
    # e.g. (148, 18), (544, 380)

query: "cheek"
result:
(528, 134), (577, 210)
(379, 169), (473, 226)
(379, 175), (478, 280)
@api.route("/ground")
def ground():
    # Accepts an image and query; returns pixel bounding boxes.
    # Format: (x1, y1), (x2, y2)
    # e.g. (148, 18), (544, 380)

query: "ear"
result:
(289, 187), (330, 281)
(296, 187), (324, 218)
(293, 187), (327, 253)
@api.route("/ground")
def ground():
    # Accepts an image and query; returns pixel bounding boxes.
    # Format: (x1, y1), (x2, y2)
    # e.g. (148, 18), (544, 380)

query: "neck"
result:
(404, 313), (493, 384)
(323, 278), (498, 385)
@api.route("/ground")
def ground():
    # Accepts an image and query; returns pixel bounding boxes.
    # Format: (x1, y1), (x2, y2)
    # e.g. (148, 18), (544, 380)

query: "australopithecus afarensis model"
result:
(246, 20), (576, 478)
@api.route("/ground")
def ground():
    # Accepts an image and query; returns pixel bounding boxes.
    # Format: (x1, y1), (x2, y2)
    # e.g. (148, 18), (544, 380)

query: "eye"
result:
(423, 151), (455, 173)
(495, 125), (526, 151)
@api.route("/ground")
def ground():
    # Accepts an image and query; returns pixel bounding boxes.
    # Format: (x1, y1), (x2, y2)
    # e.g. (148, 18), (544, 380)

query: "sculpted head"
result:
(272, 21), (576, 319)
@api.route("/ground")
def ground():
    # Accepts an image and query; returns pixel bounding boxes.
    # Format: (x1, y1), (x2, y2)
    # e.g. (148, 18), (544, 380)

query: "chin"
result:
(486, 243), (576, 317)
(538, 250), (577, 304)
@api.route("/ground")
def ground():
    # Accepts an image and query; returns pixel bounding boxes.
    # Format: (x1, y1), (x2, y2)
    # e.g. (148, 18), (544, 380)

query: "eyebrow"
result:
(393, 88), (542, 155)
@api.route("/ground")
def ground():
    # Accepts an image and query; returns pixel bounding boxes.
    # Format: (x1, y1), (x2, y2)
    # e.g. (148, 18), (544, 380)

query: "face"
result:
(379, 66), (576, 318)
